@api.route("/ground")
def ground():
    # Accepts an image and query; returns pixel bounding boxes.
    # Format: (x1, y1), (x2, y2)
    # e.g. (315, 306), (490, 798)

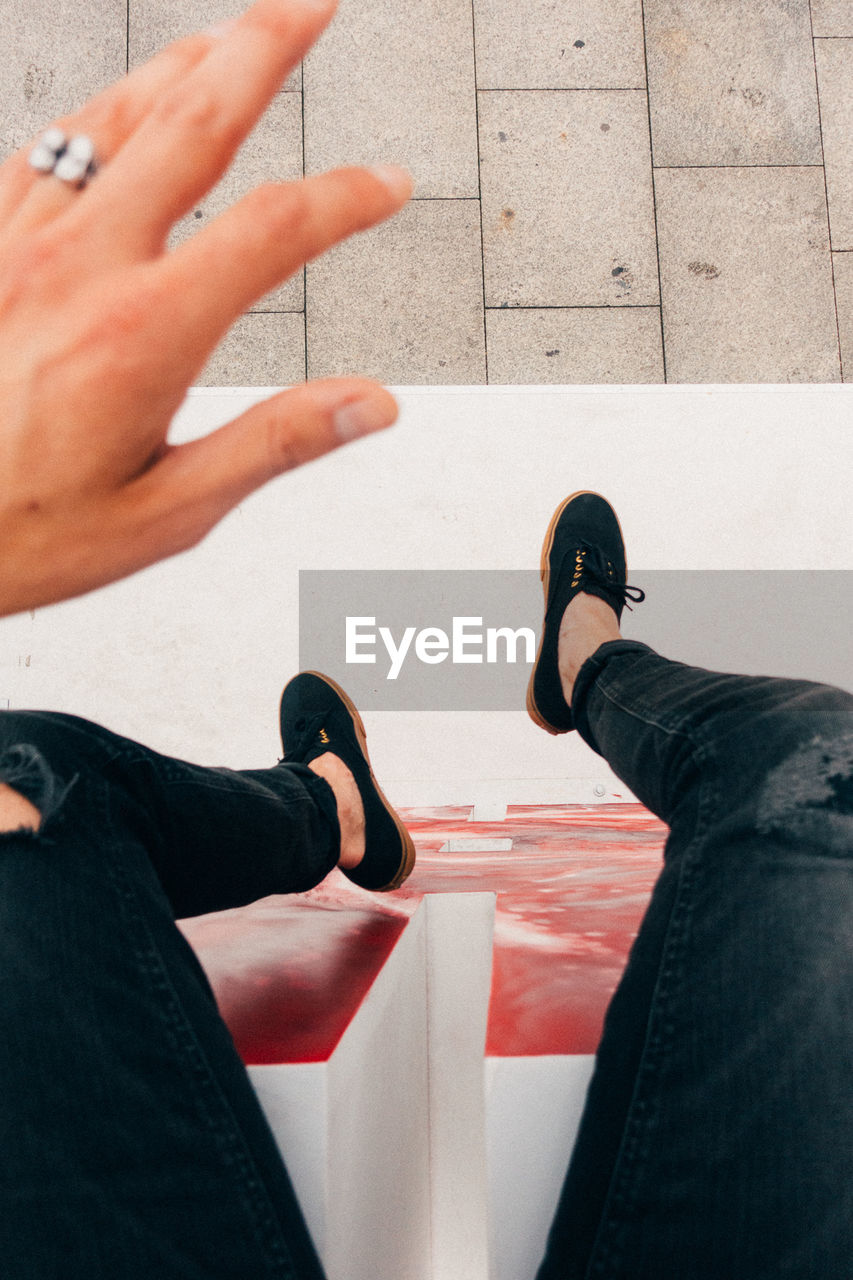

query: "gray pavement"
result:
(1, 0), (850, 383)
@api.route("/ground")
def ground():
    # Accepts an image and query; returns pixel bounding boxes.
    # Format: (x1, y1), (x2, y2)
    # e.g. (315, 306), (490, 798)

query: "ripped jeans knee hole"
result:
(0, 744), (76, 836)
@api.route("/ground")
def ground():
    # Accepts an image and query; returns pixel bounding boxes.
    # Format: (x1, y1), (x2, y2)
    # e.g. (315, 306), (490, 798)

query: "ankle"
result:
(557, 593), (621, 706)
(0, 783), (41, 832)
(308, 753), (365, 870)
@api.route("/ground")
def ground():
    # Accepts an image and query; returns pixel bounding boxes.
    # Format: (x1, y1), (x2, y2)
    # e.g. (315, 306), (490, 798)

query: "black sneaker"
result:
(526, 491), (645, 735)
(279, 671), (416, 891)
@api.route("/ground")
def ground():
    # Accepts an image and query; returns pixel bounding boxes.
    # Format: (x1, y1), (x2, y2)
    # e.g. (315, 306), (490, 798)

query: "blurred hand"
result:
(0, 0), (412, 617)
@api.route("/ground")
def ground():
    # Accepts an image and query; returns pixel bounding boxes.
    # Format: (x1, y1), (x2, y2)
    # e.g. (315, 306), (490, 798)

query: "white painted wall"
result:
(1, 385), (850, 804)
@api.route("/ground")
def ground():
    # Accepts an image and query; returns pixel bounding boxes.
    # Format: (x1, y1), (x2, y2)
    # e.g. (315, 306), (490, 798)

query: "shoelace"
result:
(547, 542), (645, 620)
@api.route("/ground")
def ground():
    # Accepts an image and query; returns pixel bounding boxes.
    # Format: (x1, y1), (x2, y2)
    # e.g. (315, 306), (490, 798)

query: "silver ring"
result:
(29, 128), (98, 189)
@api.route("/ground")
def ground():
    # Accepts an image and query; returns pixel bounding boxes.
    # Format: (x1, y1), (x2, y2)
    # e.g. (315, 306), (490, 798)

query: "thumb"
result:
(130, 377), (399, 554)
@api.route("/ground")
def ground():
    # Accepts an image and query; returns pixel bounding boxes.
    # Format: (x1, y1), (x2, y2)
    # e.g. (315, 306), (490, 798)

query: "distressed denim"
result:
(0, 710), (338, 1280)
(538, 641), (853, 1280)
(3, 644), (852, 1280)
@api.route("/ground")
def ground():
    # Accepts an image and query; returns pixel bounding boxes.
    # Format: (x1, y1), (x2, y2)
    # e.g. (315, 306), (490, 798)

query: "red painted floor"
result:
(182, 804), (668, 1064)
(399, 805), (667, 1056)
(181, 893), (408, 1064)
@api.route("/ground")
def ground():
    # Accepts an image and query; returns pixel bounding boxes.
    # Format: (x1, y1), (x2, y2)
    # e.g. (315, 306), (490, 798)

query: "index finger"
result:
(87, 0), (337, 253)
(0, 30), (217, 231)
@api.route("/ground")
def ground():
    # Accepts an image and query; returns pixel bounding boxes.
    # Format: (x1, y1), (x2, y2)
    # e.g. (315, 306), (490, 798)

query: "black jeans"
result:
(538, 641), (853, 1279)
(0, 710), (338, 1280)
(1, 642), (851, 1279)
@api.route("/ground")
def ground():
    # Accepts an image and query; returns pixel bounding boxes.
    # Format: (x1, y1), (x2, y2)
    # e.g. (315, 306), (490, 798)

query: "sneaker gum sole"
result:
(525, 489), (629, 736)
(302, 670), (416, 891)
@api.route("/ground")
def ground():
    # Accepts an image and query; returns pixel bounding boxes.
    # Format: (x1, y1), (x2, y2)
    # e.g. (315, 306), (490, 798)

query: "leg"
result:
(0, 708), (334, 1279)
(538, 600), (853, 1277)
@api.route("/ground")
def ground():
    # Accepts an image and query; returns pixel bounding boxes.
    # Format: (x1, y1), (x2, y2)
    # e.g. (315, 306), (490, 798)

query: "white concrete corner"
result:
(248, 892), (497, 1280)
(425, 893), (496, 1280)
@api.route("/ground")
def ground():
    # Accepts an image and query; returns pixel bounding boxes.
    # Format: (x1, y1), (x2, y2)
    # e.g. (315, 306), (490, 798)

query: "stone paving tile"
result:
(655, 167), (841, 382)
(811, 1), (853, 36)
(198, 313), (305, 386)
(815, 39), (853, 249)
(170, 93), (303, 311)
(304, 0), (477, 198)
(834, 253), (853, 381)
(473, 0), (646, 90)
(306, 200), (485, 384)
(486, 308), (663, 382)
(0, 0), (126, 159)
(644, 0), (822, 166)
(1, 0), (846, 388)
(479, 90), (658, 308)
(129, 0), (300, 89)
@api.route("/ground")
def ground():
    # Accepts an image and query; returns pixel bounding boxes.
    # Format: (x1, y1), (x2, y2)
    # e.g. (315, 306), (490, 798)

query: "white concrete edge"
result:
(325, 900), (432, 1280)
(425, 893), (497, 1280)
(246, 1062), (329, 1255)
(246, 895), (501, 1280)
(484, 1054), (597, 1280)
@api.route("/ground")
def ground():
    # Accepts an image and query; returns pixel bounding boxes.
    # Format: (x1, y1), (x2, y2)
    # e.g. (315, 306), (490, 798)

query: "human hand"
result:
(0, 0), (412, 618)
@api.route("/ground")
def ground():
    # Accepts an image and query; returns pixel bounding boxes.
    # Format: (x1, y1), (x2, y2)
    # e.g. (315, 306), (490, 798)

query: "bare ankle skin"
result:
(0, 783), (41, 833)
(557, 594), (621, 707)
(307, 753), (366, 870)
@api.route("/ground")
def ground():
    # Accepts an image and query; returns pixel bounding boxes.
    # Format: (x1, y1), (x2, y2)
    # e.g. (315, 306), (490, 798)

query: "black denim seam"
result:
(592, 674), (716, 763)
(590, 680), (716, 827)
(585, 735), (721, 1277)
(98, 783), (302, 1280)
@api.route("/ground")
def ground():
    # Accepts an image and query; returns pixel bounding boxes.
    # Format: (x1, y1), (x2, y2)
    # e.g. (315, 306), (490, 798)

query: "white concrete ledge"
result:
(249, 893), (496, 1280)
